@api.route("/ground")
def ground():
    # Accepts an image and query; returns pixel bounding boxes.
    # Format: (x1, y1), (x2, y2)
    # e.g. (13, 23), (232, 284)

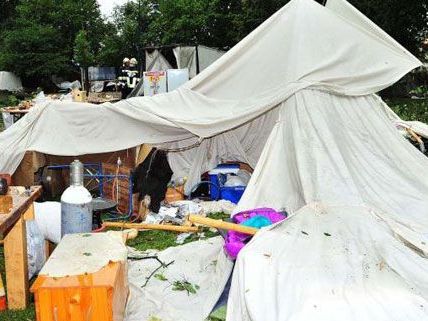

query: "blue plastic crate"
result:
(208, 164), (246, 203)
(220, 185), (246, 204)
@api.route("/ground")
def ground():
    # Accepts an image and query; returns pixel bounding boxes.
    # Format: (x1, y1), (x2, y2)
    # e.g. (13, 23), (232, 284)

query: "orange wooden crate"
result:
(31, 262), (128, 321)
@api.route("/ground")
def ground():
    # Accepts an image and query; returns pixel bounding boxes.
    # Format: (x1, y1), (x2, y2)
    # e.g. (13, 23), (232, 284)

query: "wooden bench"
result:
(0, 185), (42, 309)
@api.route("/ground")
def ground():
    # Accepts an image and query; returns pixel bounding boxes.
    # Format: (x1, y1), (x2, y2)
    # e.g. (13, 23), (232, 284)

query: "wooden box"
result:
(31, 261), (128, 321)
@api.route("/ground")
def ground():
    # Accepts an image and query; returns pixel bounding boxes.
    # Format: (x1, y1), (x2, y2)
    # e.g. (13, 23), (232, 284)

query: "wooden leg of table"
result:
(44, 240), (55, 260)
(23, 203), (35, 221)
(4, 215), (29, 309)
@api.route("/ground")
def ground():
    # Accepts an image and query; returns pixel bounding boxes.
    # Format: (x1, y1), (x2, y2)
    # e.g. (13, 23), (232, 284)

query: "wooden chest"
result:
(31, 261), (128, 321)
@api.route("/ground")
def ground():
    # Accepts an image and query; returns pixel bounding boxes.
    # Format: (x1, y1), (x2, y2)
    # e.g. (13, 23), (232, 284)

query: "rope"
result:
(157, 137), (203, 153)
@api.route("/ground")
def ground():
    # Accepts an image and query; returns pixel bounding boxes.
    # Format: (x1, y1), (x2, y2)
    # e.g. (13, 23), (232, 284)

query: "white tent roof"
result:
(0, 71), (23, 92)
(0, 0), (420, 175)
(2, 1), (428, 319)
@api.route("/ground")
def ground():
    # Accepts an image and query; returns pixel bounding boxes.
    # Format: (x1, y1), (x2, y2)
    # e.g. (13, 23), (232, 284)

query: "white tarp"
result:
(228, 205), (428, 321)
(125, 237), (233, 321)
(146, 50), (173, 72)
(173, 45), (225, 78)
(1, 1), (428, 319)
(0, 0), (420, 180)
(39, 233), (127, 277)
(0, 71), (23, 91)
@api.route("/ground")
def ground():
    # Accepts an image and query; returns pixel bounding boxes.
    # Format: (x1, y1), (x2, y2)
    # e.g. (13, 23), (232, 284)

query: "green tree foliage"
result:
(97, 1), (160, 66)
(347, 0), (428, 57)
(0, 0), (105, 86)
(0, 0), (19, 26)
(147, 0), (243, 49)
(74, 30), (95, 68)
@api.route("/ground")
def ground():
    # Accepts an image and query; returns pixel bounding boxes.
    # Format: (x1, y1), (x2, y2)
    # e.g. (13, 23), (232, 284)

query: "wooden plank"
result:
(31, 262), (128, 321)
(188, 214), (258, 235)
(4, 215), (29, 309)
(103, 221), (199, 233)
(23, 203), (35, 220)
(0, 186), (42, 238)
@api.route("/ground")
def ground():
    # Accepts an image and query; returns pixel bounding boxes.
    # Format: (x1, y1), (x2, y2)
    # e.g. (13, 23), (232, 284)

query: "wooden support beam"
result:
(103, 221), (199, 233)
(188, 214), (258, 235)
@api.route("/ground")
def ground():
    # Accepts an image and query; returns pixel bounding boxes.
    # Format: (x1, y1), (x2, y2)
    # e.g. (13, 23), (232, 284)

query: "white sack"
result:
(34, 201), (62, 244)
(26, 220), (46, 279)
(125, 237), (233, 321)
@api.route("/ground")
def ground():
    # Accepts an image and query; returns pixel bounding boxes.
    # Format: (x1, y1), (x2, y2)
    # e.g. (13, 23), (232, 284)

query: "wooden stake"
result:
(188, 215), (258, 235)
(103, 221), (199, 233)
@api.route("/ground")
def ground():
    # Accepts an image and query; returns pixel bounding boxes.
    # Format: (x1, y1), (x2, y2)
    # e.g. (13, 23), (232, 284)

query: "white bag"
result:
(34, 201), (61, 244)
(26, 220), (46, 279)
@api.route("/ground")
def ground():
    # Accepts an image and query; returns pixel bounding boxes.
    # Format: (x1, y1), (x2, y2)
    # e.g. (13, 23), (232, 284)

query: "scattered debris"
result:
(154, 273), (168, 281)
(301, 231), (308, 235)
(127, 254), (175, 288)
(172, 279), (200, 295)
(176, 232), (192, 244)
(324, 232), (331, 237)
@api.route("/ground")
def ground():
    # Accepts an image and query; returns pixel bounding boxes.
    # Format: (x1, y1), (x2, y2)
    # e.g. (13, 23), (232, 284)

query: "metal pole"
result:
(195, 45), (200, 74)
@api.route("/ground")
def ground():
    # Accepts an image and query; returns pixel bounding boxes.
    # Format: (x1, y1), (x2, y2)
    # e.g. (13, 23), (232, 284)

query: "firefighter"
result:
(118, 57), (140, 98)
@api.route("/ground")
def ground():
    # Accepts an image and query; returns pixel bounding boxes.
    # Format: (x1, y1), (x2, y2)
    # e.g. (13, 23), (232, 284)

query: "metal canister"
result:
(60, 160), (93, 237)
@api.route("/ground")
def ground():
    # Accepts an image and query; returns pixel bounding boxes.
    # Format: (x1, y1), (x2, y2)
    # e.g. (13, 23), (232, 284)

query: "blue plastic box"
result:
(208, 164), (246, 204)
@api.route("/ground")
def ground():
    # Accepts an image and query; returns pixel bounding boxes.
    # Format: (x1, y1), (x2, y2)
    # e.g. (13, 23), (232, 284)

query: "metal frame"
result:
(47, 163), (134, 215)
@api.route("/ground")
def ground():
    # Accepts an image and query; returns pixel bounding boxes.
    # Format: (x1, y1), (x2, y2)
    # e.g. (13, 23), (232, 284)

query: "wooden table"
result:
(0, 186), (42, 309)
(1, 108), (30, 123)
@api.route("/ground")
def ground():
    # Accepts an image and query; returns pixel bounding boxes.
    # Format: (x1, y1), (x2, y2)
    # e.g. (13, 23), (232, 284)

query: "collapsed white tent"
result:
(0, 0), (421, 186)
(1, 0), (428, 319)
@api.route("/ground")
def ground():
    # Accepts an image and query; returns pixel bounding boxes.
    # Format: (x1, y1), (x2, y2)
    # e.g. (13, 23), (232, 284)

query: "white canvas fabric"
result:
(0, 0), (420, 180)
(228, 204), (428, 321)
(125, 237), (233, 321)
(0, 71), (23, 91)
(39, 233), (127, 277)
(173, 45), (225, 78)
(197, 46), (225, 74)
(173, 46), (197, 78)
(145, 49), (172, 71)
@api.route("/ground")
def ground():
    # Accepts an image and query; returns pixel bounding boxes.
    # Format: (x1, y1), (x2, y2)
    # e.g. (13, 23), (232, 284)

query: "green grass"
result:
(0, 212), (229, 320)
(0, 247), (36, 321)
(386, 98), (428, 123)
(122, 212), (229, 252)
